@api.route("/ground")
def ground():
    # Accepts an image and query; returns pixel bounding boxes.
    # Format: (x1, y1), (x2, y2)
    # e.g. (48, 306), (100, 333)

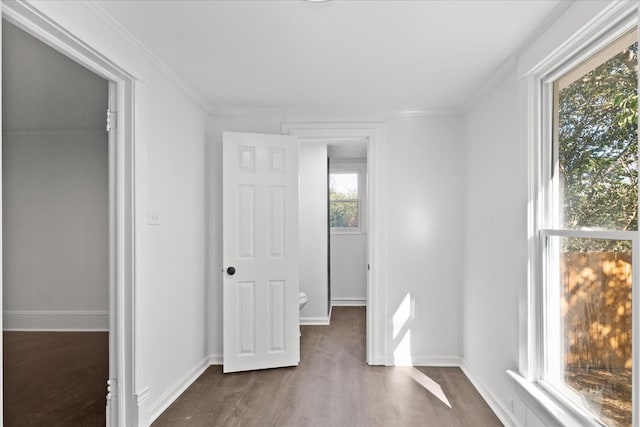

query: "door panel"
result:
(223, 132), (299, 373)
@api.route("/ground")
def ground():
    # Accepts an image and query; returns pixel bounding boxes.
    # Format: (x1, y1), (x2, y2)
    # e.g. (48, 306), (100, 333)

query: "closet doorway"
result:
(2, 19), (110, 426)
(0, 2), (139, 426)
(1, 4), (136, 422)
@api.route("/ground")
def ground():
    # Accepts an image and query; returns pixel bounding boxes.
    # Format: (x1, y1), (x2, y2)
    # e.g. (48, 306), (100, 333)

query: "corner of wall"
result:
(460, 360), (521, 427)
(147, 357), (211, 424)
(208, 354), (223, 365)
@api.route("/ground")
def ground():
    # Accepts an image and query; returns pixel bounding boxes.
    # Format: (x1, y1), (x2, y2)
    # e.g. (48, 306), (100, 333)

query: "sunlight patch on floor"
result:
(399, 366), (452, 409)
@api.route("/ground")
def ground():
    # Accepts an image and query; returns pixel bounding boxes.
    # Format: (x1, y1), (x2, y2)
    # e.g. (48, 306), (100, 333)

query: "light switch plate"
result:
(148, 210), (160, 225)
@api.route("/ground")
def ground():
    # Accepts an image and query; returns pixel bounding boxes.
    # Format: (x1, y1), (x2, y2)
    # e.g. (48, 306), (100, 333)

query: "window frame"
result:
(525, 6), (639, 426)
(329, 160), (367, 234)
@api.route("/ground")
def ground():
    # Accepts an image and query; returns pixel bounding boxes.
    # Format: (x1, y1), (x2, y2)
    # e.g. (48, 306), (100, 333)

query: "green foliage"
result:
(329, 201), (359, 228)
(329, 174), (359, 228)
(559, 42), (638, 251)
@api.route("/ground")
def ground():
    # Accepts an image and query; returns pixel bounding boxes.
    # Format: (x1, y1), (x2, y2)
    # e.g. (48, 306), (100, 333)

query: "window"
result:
(537, 27), (637, 426)
(329, 162), (366, 232)
(329, 173), (359, 228)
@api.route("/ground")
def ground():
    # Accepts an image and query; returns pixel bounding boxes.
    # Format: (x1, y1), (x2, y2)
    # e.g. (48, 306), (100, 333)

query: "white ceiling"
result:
(96, 0), (562, 112)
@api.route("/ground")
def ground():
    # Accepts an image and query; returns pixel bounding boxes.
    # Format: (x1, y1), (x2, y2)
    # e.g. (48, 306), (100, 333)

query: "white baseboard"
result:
(331, 298), (366, 306)
(134, 387), (151, 427)
(369, 356), (387, 366)
(300, 316), (331, 325)
(380, 355), (461, 367)
(3, 310), (109, 331)
(410, 356), (461, 367)
(208, 353), (223, 365)
(147, 356), (210, 424)
(460, 359), (520, 427)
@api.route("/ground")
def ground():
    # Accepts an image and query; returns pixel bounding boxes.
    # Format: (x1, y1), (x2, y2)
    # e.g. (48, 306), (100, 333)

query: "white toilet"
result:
(299, 292), (308, 310)
(299, 292), (308, 336)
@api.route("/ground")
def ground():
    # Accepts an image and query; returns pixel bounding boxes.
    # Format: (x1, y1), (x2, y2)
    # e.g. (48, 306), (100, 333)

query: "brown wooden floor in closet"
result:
(153, 307), (502, 427)
(3, 331), (108, 427)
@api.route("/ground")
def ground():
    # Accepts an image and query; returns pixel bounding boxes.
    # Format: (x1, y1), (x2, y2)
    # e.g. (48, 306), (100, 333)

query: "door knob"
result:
(226, 266), (236, 276)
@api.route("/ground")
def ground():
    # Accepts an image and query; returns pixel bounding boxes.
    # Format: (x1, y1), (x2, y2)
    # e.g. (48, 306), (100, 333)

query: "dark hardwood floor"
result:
(3, 331), (108, 427)
(153, 307), (502, 427)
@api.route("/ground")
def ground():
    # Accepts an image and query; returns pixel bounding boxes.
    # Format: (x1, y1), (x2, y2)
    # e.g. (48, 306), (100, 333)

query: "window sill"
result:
(506, 370), (604, 427)
(330, 230), (367, 236)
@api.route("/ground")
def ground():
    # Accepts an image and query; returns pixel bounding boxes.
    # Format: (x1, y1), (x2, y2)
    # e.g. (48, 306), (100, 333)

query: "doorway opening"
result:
(2, 19), (109, 426)
(286, 122), (387, 365)
(1, 2), (136, 424)
(326, 139), (369, 361)
(297, 137), (368, 340)
(282, 122), (389, 365)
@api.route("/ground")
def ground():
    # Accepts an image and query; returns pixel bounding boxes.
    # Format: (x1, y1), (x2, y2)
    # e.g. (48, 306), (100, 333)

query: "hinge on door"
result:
(106, 378), (117, 427)
(106, 378), (117, 402)
(106, 109), (117, 131)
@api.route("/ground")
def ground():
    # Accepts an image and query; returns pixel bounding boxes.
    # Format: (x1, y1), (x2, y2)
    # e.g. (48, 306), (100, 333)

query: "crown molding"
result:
(461, 54), (518, 114)
(521, 0), (637, 78)
(461, 0), (575, 114)
(82, 0), (216, 115)
(209, 106), (459, 117)
(512, 0), (576, 59)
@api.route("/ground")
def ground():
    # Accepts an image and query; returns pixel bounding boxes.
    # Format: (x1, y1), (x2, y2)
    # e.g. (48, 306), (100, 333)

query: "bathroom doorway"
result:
(284, 122), (387, 366)
(296, 136), (368, 353)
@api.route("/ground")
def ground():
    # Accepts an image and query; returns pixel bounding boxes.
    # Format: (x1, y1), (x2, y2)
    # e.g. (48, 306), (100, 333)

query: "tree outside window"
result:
(329, 173), (359, 229)
(545, 31), (637, 427)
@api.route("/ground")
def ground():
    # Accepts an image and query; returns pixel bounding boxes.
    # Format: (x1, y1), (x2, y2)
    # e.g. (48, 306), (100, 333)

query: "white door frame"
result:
(282, 122), (388, 366)
(1, 3), (136, 426)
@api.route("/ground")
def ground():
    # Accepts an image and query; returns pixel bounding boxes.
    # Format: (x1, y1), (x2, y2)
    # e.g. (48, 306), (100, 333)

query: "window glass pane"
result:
(329, 173), (359, 228)
(546, 236), (632, 427)
(555, 36), (638, 231)
(330, 173), (358, 201)
(329, 200), (359, 228)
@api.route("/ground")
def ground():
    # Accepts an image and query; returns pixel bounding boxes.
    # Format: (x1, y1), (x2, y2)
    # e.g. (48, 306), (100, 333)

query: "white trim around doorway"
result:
(282, 122), (388, 366)
(1, 2), (137, 426)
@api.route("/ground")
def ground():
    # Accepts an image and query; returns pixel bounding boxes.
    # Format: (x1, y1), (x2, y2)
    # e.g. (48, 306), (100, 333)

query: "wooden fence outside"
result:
(562, 252), (632, 370)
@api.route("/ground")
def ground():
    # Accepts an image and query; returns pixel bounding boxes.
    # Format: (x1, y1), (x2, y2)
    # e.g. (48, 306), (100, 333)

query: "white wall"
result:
(208, 111), (465, 366)
(2, 20), (109, 330)
(11, 2), (212, 424)
(330, 233), (367, 304)
(385, 114), (464, 365)
(299, 141), (329, 322)
(461, 63), (524, 421)
(139, 70), (209, 422)
(460, 1), (615, 425)
(3, 131), (109, 329)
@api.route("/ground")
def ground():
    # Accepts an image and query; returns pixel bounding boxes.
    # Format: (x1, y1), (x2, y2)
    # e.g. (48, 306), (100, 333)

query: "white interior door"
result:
(223, 132), (300, 373)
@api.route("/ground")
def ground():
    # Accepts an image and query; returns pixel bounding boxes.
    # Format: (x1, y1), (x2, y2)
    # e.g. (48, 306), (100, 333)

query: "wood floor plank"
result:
(153, 307), (502, 427)
(3, 331), (108, 427)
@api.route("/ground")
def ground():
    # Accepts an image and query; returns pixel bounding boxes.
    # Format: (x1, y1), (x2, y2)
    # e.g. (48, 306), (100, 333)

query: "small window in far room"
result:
(329, 173), (359, 229)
